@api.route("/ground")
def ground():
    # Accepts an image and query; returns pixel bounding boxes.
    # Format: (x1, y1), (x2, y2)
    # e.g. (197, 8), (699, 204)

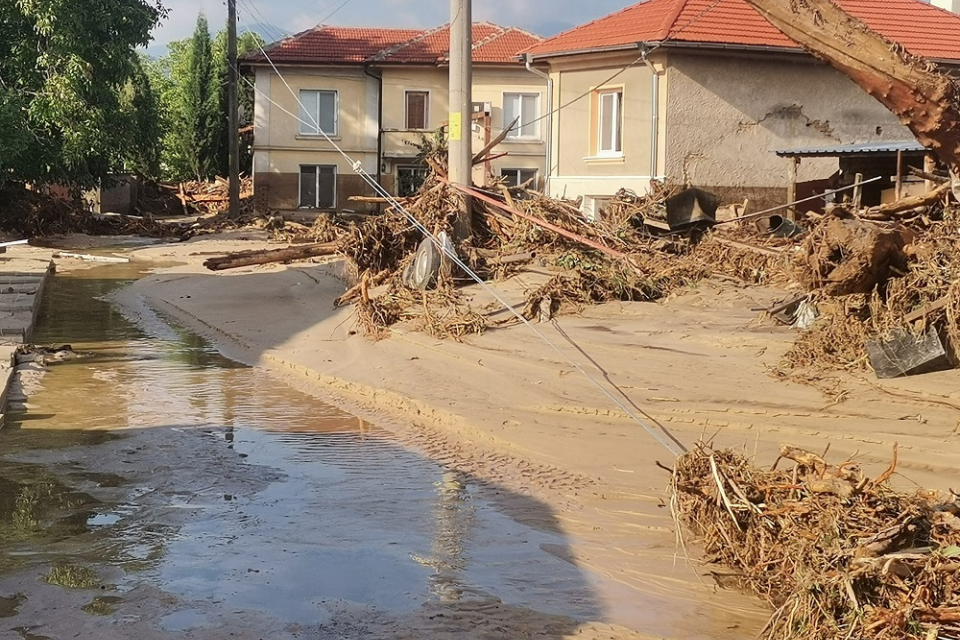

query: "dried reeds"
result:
(671, 444), (960, 640)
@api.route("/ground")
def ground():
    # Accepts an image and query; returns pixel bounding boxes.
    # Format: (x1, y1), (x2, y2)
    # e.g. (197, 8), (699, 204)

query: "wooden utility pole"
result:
(741, 0), (960, 177)
(448, 0), (473, 239)
(227, 0), (241, 217)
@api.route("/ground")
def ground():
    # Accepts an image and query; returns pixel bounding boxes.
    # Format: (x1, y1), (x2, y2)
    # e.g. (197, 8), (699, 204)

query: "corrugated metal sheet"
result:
(775, 140), (926, 157)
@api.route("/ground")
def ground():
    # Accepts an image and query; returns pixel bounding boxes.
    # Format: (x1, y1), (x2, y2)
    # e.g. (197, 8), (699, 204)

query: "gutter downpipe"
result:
(363, 64), (384, 212)
(523, 54), (553, 196)
(639, 44), (661, 185)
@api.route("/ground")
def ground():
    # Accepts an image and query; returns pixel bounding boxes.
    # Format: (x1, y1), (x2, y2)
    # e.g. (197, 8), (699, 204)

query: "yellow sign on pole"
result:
(449, 112), (462, 141)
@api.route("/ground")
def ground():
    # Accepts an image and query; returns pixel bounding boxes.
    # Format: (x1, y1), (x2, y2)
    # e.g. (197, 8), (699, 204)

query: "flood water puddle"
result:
(0, 264), (602, 637)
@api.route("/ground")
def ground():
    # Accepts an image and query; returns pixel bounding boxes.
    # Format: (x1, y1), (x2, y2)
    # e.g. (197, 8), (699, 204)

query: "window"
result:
(299, 165), (336, 208)
(500, 168), (538, 188)
(299, 89), (338, 136)
(503, 92), (540, 139)
(397, 165), (429, 197)
(405, 91), (429, 130)
(596, 89), (623, 155)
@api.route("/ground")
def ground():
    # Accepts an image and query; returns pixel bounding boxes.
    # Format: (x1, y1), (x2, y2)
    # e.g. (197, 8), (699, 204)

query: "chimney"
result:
(932, 0), (960, 13)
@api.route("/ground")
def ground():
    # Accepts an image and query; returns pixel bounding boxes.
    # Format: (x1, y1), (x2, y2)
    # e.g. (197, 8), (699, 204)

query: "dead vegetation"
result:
(671, 443), (960, 640)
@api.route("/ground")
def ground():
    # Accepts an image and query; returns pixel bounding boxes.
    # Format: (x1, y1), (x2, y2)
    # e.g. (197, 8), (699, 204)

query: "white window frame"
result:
(404, 90), (430, 131)
(500, 168), (538, 188)
(298, 89), (339, 137)
(298, 164), (337, 209)
(596, 89), (623, 156)
(503, 92), (541, 140)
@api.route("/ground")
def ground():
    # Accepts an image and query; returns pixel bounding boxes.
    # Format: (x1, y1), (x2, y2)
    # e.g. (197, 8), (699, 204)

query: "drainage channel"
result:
(0, 264), (603, 639)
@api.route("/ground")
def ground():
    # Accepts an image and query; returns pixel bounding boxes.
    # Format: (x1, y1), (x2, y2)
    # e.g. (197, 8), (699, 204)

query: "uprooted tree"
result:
(742, 0), (960, 177)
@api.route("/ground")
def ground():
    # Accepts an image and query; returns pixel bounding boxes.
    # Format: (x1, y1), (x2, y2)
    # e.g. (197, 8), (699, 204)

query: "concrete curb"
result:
(0, 259), (55, 425)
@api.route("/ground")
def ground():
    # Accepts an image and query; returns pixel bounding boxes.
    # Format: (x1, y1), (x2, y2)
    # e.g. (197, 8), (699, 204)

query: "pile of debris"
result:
(0, 184), (179, 238)
(324, 173), (798, 339)
(778, 180), (960, 382)
(176, 176), (254, 216)
(671, 443), (960, 640)
(198, 167), (800, 339)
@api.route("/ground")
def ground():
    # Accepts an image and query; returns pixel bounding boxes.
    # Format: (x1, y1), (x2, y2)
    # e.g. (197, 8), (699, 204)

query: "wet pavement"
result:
(0, 265), (604, 639)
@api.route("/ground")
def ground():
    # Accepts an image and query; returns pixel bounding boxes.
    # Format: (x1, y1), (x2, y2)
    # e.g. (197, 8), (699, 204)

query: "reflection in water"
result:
(0, 266), (601, 632)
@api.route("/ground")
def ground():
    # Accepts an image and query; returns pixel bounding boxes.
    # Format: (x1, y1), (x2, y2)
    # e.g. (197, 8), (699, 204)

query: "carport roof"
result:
(775, 140), (926, 158)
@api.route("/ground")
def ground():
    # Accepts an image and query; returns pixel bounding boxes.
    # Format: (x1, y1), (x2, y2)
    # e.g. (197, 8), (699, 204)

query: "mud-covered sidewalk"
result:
(114, 235), (960, 638)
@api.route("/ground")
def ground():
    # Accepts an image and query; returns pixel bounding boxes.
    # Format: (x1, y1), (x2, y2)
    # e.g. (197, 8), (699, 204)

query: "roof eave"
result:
(524, 43), (641, 61)
(526, 38), (960, 64)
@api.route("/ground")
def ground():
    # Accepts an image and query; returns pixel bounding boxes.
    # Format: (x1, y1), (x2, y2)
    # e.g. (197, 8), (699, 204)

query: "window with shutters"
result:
(298, 89), (338, 136)
(405, 91), (429, 130)
(299, 165), (337, 209)
(503, 92), (540, 139)
(595, 89), (623, 156)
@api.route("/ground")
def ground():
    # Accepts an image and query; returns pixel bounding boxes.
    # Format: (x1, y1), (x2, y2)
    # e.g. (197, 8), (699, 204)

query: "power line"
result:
(235, 9), (687, 458)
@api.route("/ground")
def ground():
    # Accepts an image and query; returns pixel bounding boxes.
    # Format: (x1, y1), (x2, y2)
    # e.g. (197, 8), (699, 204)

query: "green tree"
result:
(154, 25), (263, 182)
(214, 30), (265, 178)
(119, 56), (164, 177)
(0, 0), (165, 187)
(179, 14), (220, 180)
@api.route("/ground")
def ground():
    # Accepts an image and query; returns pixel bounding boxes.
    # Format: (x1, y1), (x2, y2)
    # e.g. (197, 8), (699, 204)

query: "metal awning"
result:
(775, 140), (926, 158)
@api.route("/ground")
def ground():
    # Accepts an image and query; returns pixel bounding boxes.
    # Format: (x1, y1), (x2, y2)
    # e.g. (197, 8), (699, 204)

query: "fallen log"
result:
(861, 182), (951, 219)
(908, 166), (949, 183)
(203, 242), (338, 271)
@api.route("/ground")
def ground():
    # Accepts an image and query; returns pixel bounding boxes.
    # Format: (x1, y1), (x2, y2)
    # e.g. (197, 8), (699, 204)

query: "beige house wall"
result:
(663, 51), (912, 207)
(252, 65), (382, 211)
(252, 63), (547, 211)
(380, 66), (546, 182)
(545, 51), (667, 214)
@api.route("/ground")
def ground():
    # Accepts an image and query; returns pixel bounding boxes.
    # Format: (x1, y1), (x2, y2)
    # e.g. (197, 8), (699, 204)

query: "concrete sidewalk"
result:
(0, 246), (55, 424)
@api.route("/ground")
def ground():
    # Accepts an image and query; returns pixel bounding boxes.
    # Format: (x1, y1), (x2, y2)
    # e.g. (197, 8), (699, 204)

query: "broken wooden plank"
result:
(203, 242), (338, 271)
(903, 296), (950, 323)
(472, 117), (518, 165)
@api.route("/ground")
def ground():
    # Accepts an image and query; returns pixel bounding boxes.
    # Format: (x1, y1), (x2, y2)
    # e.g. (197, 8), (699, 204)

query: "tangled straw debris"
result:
(671, 444), (960, 640)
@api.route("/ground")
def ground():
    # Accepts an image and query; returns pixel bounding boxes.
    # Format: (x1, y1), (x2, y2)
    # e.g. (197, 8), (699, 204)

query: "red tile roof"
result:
(245, 22), (542, 65)
(523, 0), (960, 61)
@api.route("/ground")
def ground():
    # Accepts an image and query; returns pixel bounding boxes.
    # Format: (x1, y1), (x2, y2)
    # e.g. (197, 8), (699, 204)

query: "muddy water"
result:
(0, 265), (602, 639)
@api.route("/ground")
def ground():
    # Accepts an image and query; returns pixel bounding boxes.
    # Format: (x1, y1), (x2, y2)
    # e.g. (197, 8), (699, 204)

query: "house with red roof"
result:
(243, 23), (545, 212)
(523, 0), (960, 215)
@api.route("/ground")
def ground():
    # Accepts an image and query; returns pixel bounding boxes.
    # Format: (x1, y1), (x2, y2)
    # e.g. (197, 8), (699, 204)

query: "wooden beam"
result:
(787, 157), (799, 221)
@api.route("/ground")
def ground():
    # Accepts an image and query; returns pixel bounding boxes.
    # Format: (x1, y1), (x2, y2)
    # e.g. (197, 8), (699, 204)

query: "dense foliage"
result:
(0, 0), (166, 186)
(149, 16), (262, 182)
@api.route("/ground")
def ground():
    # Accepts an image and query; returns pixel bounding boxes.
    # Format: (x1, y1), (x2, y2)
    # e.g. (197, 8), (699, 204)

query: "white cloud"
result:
(149, 0), (634, 46)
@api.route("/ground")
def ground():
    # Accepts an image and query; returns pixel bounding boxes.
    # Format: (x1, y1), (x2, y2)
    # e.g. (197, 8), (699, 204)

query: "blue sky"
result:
(150, 0), (634, 47)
